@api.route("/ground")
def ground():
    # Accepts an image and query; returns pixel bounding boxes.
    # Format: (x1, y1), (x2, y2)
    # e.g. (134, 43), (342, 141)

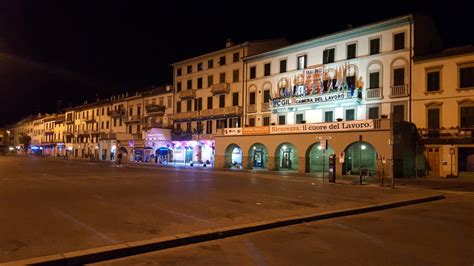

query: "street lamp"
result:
(359, 143), (366, 185)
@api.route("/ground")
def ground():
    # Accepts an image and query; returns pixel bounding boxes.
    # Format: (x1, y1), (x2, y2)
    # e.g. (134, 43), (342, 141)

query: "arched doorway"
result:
(305, 142), (334, 175)
(343, 141), (377, 175)
(224, 144), (242, 168)
(248, 143), (268, 169)
(274, 143), (298, 171)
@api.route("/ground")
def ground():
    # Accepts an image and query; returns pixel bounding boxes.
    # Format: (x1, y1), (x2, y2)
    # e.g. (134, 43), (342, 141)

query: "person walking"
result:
(117, 152), (123, 167)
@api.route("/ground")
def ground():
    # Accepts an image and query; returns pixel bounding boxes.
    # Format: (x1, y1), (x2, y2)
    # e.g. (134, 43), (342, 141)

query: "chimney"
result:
(226, 38), (233, 48)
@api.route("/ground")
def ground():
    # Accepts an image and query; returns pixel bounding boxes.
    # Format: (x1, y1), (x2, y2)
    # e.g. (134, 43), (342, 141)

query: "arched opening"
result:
(305, 142), (334, 176)
(248, 143), (269, 169)
(343, 141), (377, 175)
(224, 143), (242, 169)
(274, 143), (298, 171)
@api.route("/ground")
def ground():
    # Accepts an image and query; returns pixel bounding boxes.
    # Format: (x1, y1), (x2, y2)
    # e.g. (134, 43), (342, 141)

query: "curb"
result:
(1, 194), (445, 266)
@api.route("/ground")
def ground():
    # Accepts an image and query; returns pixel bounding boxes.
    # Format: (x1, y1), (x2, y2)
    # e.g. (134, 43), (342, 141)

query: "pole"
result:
(359, 143), (362, 185)
(322, 150), (325, 182)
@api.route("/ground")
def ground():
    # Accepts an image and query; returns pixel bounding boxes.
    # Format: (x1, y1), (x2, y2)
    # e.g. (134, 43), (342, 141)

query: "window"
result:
(248, 117), (255, 127)
(219, 72), (226, 83)
(264, 63), (271, 76)
(187, 65), (192, 74)
(345, 109), (355, 121)
(208, 75), (214, 87)
(186, 122), (191, 132)
(129, 107), (133, 116)
(197, 77), (203, 89)
(194, 98), (203, 111)
(233, 69), (239, 82)
(177, 68), (182, 76)
(106, 121), (109, 129)
(296, 113), (304, 124)
(323, 48), (335, 64)
(393, 105), (405, 121)
(229, 117), (240, 128)
(324, 111), (333, 122)
(176, 101), (181, 113)
(460, 106), (474, 128)
(369, 72), (380, 89)
(219, 56), (226, 66)
(460, 66), (474, 89)
(393, 68), (405, 86)
(168, 96), (172, 108)
(263, 116), (270, 126)
(207, 96), (213, 109)
(280, 59), (287, 73)
(233, 52), (239, 62)
(137, 124), (140, 132)
(187, 99), (192, 112)
(197, 62), (203, 71)
(427, 108), (440, 129)
(427, 70), (440, 92)
(347, 43), (356, 59)
(394, 32), (405, 50)
(206, 120), (213, 134)
(219, 94), (225, 108)
(249, 92), (256, 105)
(128, 125), (132, 134)
(278, 115), (286, 125)
(177, 82), (182, 92)
(297, 55), (307, 70)
(217, 119), (227, 129)
(232, 92), (239, 106)
(250, 66), (256, 79)
(208, 59), (214, 69)
(370, 38), (380, 55)
(187, 80), (192, 90)
(137, 106), (141, 116)
(368, 107), (379, 119)
(263, 90), (271, 103)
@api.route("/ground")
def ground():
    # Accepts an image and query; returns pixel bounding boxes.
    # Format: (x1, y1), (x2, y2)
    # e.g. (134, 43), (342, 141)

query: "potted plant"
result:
(381, 114), (388, 119)
(336, 118), (343, 122)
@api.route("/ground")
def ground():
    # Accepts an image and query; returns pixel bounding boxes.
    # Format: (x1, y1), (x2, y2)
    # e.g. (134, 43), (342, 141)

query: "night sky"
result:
(0, 0), (472, 126)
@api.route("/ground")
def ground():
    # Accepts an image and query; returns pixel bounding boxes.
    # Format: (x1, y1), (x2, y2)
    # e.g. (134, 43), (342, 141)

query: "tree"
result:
(19, 134), (31, 151)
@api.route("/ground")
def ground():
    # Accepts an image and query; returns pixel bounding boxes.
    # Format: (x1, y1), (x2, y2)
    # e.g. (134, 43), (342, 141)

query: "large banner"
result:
(223, 120), (374, 136)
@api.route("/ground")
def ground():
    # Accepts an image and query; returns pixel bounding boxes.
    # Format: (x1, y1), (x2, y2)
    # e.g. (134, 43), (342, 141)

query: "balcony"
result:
(107, 108), (126, 117)
(99, 133), (116, 140)
(124, 115), (141, 123)
(171, 131), (192, 141)
(247, 104), (257, 113)
(390, 85), (409, 98)
(143, 122), (165, 130)
(85, 117), (96, 123)
(145, 104), (166, 115)
(366, 87), (383, 100)
(179, 89), (197, 99)
(210, 83), (230, 95)
(171, 111), (199, 121)
(200, 106), (243, 118)
(77, 129), (89, 135)
(132, 132), (143, 140)
(261, 102), (270, 111)
(418, 127), (474, 144)
(66, 118), (74, 124)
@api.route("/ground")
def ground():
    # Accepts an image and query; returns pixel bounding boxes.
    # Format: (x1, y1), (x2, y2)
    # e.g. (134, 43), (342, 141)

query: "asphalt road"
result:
(0, 156), (438, 263)
(96, 194), (474, 266)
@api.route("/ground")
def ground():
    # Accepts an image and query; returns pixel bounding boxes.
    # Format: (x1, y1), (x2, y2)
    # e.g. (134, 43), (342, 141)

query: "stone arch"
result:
(305, 142), (335, 175)
(390, 57), (409, 86)
(274, 142), (298, 171)
(247, 143), (269, 169)
(367, 60), (384, 88)
(342, 141), (377, 175)
(224, 143), (243, 169)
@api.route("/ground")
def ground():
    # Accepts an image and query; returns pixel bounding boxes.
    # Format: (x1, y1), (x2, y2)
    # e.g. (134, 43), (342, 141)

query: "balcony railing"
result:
(390, 85), (409, 98)
(366, 87), (383, 100)
(179, 89), (197, 99)
(171, 111), (199, 121)
(107, 109), (126, 117)
(210, 83), (230, 95)
(125, 115), (141, 123)
(85, 118), (96, 123)
(247, 104), (257, 113)
(419, 128), (474, 139)
(200, 106), (243, 118)
(145, 104), (166, 115)
(261, 102), (270, 111)
(143, 122), (165, 129)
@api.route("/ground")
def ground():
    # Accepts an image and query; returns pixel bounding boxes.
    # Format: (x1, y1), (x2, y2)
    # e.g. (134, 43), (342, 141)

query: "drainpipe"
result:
(242, 46), (247, 128)
(408, 16), (413, 123)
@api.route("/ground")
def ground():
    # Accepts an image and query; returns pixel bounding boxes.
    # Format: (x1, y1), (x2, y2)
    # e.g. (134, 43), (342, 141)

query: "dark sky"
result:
(0, 0), (473, 126)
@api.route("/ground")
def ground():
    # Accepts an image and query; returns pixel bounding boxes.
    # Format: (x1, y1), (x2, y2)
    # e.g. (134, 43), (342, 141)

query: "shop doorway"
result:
(224, 144), (242, 168)
(248, 143), (268, 169)
(275, 143), (298, 171)
(305, 142), (334, 176)
(343, 141), (377, 175)
(426, 147), (440, 177)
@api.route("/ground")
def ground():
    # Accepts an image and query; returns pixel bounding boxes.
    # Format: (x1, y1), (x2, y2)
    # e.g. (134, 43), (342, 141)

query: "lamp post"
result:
(359, 143), (366, 185)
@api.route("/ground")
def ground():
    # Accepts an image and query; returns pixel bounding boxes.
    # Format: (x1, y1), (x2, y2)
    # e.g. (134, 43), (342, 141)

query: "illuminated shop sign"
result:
(223, 120), (374, 136)
(272, 91), (350, 107)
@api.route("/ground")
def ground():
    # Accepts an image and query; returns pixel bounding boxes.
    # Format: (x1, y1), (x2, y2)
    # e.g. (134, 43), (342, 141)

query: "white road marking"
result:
(148, 205), (214, 225)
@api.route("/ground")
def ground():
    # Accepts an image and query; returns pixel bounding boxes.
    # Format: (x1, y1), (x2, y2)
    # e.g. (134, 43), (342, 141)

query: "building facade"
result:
(170, 39), (288, 165)
(214, 15), (441, 178)
(412, 46), (474, 177)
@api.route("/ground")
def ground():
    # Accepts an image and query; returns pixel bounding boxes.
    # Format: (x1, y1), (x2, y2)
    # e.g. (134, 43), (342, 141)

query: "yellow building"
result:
(412, 46), (474, 177)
